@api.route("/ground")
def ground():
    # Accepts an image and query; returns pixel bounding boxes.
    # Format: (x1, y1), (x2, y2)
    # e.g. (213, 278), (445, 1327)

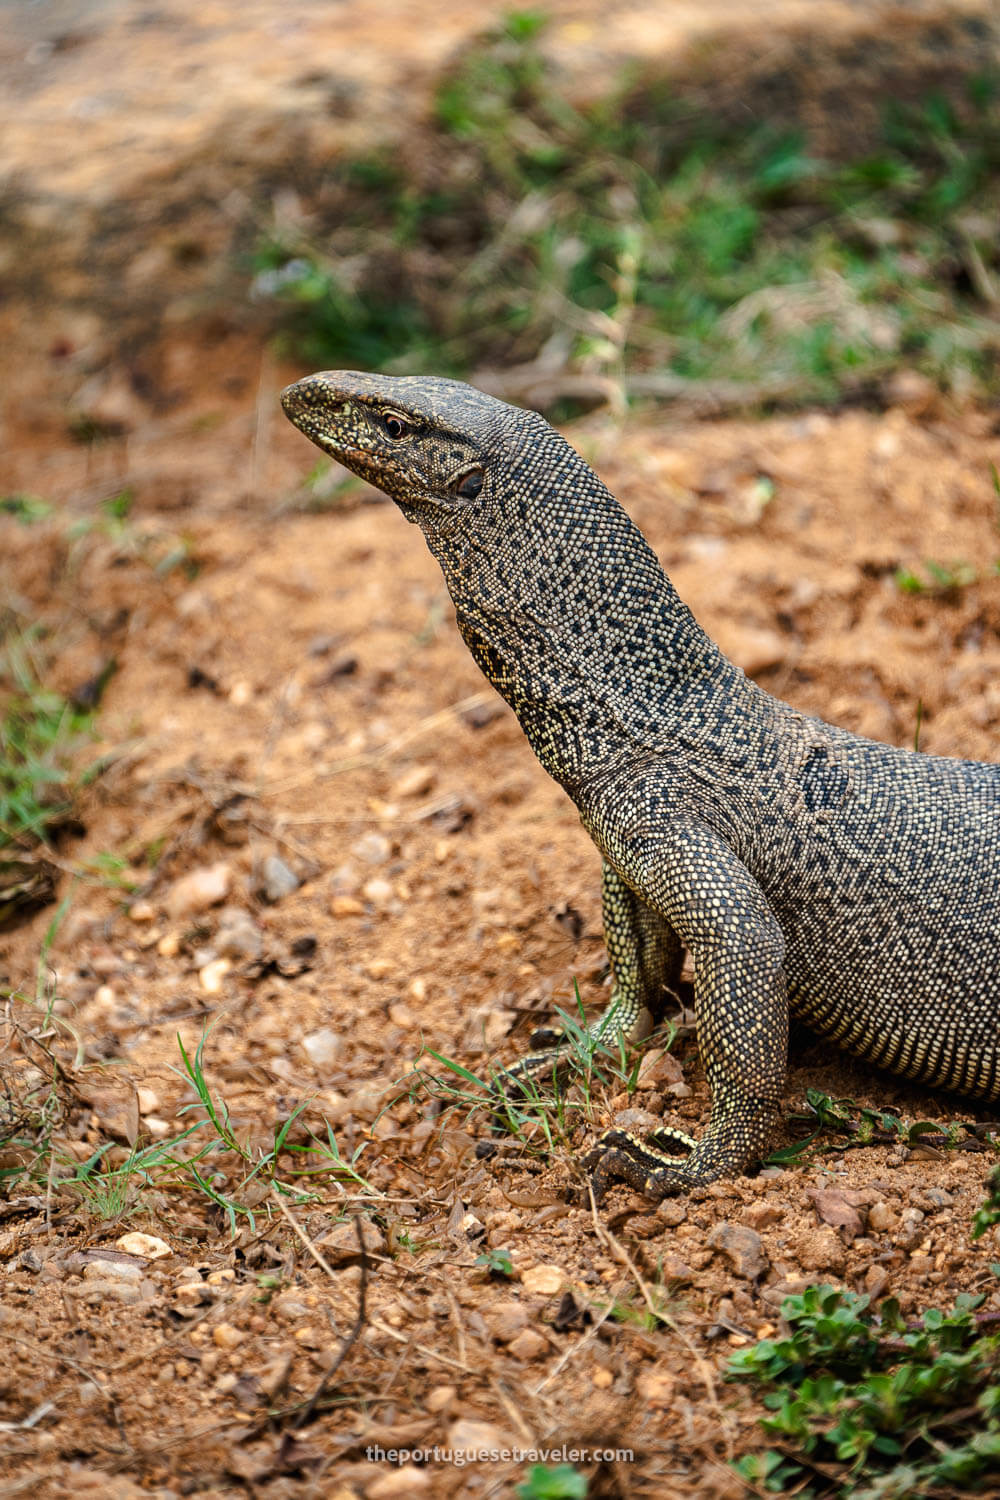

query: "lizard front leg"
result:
(585, 818), (788, 1199)
(501, 859), (682, 1090)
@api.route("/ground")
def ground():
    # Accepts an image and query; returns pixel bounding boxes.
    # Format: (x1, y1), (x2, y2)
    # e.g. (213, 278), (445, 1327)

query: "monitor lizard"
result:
(281, 370), (1000, 1200)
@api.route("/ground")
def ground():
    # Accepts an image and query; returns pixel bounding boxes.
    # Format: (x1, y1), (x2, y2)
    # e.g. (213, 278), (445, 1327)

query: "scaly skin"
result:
(281, 370), (1000, 1199)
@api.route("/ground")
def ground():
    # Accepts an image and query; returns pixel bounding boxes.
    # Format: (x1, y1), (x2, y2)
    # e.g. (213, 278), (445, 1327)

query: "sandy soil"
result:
(3, 4), (1000, 1498)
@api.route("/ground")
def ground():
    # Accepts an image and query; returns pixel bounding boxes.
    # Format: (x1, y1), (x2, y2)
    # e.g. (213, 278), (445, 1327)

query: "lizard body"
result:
(281, 370), (1000, 1198)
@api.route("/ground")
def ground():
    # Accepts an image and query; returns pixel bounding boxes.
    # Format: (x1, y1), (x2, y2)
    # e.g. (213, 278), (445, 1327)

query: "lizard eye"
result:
(384, 414), (409, 439)
(455, 468), (484, 501)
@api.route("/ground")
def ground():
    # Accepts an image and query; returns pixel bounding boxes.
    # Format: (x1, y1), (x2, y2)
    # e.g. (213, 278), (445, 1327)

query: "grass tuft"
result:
(0, 1004), (377, 1233)
(0, 630), (98, 923)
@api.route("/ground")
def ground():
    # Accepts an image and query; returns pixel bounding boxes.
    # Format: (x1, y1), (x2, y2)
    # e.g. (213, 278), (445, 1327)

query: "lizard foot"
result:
(582, 1126), (699, 1203)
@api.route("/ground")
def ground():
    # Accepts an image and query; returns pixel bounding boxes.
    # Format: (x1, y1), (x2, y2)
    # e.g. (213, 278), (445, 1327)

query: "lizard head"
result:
(280, 370), (532, 531)
(280, 369), (693, 738)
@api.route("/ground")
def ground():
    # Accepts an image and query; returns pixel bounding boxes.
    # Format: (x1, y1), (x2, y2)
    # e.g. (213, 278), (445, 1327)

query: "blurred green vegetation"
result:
(253, 11), (1000, 411)
(0, 628), (96, 923)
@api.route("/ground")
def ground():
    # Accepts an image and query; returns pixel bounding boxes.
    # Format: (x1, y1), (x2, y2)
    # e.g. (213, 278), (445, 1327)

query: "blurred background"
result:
(2, 0), (999, 473)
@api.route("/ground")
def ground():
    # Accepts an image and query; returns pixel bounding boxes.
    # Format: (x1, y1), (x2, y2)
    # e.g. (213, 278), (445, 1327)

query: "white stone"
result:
(166, 862), (232, 919)
(116, 1231), (172, 1260)
(301, 1028), (341, 1069)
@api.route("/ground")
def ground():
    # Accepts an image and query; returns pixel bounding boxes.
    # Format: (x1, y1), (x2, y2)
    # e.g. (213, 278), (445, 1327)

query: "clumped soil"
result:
(3, 4), (1000, 1499)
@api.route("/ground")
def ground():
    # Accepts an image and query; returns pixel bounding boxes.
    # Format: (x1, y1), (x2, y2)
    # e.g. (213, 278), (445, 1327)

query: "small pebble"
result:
(660, 1254), (694, 1283)
(259, 853), (300, 903)
(212, 1322), (245, 1351)
(116, 1232), (172, 1260)
(330, 895), (364, 917)
(867, 1201), (898, 1233)
(484, 1301), (529, 1344)
(84, 1259), (142, 1283)
(742, 1201), (783, 1231)
(508, 1328), (547, 1361)
(273, 1294), (311, 1323)
(521, 1264), (564, 1297)
(897, 1207), (927, 1251)
(165, 862), (232, 919)
(258, 1353), (294, 1399)
(351, 832), (391, 865)
(174, 1282), (209, 1307)
(391, 764), (436, 799)
(301, 1028), (341, 1069)
(794, 1226), (846, 1275)
(656, 1199), (687, 1228)
(706, 1222), (768, 1280)
(636, 1369), (675, 1407)
(319, 1218), (386, 1263)
(459, 1212), (485, 1242)
(362, 876), (394, 905)
(761, 1276), (813, 1308)
(864, 1265), (890, 1298)
(215, 907), (263, 960)
(368, 1466), (431, 1498)
(636, 1049), (684, 1088)
(82, 1281), (143, 1305)
(447, 1419), (509, 1456)
(199, 957), (232, 994)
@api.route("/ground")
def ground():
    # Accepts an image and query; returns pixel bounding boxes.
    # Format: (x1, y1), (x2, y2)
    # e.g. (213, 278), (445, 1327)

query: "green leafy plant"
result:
(973, 1164), (1000, 1241)
(1, 494), (53, 524)
(730, 1283), (1000, 1496)
(475, 1246), (515, 1278)
(765, 1086), (984, 1167)
(0, 634), (96, 846)
(894, 559), (977, 595)
(516, 1465), (588, 1500)
(0, 631), (100, 922)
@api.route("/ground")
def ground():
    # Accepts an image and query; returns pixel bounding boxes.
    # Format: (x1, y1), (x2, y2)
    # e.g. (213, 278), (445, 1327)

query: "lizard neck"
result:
(420, 462), (763, 791)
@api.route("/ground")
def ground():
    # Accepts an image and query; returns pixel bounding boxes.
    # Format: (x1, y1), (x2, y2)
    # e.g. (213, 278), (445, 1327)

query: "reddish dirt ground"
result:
(3, 4), (1000, 1499)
